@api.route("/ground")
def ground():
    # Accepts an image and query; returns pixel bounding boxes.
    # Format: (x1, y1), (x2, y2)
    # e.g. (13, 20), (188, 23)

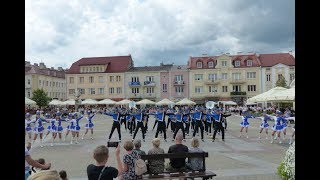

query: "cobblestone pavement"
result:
(27, 114), (294, 179)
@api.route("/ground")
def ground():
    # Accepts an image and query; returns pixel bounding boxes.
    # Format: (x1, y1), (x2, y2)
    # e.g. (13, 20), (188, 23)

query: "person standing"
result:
(212, 109), (231, 142)
(172, 109), (186, 141)
(192, 108), (205, 141)
(131, 109), (147, 142)
(105, 109), (126, 142)
(82, 111), (96, 140)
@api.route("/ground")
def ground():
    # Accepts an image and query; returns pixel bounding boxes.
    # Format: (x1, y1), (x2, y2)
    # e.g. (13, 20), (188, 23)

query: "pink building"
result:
(167, 65), (189, 101)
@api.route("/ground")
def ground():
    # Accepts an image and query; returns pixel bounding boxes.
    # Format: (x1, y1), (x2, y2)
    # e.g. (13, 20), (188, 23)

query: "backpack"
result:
(135, 158), (147, 176)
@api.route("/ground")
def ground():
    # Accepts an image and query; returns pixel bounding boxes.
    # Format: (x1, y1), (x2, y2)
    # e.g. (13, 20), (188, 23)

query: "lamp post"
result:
(73, 90), (82, 112)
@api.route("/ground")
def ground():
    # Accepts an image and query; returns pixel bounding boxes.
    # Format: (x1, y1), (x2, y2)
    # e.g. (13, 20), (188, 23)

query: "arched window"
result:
(196, 61), (203, 68)
(247, 60), (253, 66)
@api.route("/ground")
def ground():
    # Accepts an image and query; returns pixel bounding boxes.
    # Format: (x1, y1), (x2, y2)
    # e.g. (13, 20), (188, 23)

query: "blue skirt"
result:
(85, 123), (94, 128)
(260, 123), (269, 128)
(240, 121), (249, 127)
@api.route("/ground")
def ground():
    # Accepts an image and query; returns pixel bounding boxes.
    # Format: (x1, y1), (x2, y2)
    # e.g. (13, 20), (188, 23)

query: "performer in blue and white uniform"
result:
(104, 109), (126, 142)
(149, 108), (170, 141)
(131, 109), (147, 142)
(71, 113), (84, 144)
(32, 110), (46, 147)
(239, 110), (255, 138)
(43, 113), (55, 140)
(256, 111), (271, 139)
(172, 109), (187, 141)
(82, 110), (96, 140)
(192, 108), (205, 141)
(183, 108), (191, 136)
(64, 112), (74, 141)
(55, 111), (66, 142)
(270, 111), (286, 144)
(25, 113), (35, 143)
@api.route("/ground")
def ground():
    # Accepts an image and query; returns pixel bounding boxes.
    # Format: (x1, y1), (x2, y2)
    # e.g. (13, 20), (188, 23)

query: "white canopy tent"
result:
(136, 99), (156, 105)
(115, 99), (131, 105)
(218, 101), (237, 105)
(246, 87), (288, 103)
(97, 99), (116, 105)
(81, 99), (98, 105)
(62, 99), (76, 105)
(175, 98), (196, 106)
(264, 87), (295, 101)
(48, 99), (64, 106)
(25, 97), (36, 105)
(155, 98), (175, 106)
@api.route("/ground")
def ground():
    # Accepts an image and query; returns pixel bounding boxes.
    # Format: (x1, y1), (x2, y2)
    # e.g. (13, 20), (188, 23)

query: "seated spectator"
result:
(133, 139), (146, 156)
(147, 138), (165, 174)
(25, 146), (51, 180)
(27, 170), (60, 180)
(186, 137), (204, 171)
(122, 140), (140, 180)
(87, 144), (122, 180)
(59, 170), (68, 180)
(167, 133), (188, 171)
(31, 158), (48, 175)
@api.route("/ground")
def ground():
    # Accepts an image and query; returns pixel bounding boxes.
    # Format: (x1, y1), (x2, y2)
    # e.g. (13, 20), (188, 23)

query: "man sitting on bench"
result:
(167, 133), (189, 171)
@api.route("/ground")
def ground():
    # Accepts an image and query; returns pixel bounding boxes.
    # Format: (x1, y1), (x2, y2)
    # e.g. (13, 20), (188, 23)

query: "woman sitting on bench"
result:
(186, 137), (204, 171)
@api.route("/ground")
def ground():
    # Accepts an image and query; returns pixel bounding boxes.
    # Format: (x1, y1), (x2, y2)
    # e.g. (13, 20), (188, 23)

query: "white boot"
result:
(51, 139), (54, 146)
(40, 139), (43, 148)
(70, 137), (74, 144)
(90, 135), (93, 140)
(246, 133), (249, 138)
(258, 133), (261, 139)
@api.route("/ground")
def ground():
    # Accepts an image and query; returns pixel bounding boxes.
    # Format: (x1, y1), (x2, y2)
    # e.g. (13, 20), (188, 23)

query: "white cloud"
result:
(25, 0), (295, 69)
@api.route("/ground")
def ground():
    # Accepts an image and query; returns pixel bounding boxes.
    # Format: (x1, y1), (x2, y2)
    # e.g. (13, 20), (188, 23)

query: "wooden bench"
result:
(140, 152), (216, 179)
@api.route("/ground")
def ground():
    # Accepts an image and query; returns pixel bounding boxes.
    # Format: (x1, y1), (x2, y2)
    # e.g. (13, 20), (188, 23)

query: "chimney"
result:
(58, 67), (63, 71)
(34, 63), (38, 66)
(39, 62), (46, 69)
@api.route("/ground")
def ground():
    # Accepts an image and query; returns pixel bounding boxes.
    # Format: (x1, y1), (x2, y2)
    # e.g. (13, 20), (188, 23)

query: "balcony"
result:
(128, 81), (141, 86)
(230, 79), (246, 84)
(144, 81), (156, 86)
(173, 80), (185, 85)
(230, 91), (247, 96)
(205, 79), (220, 85)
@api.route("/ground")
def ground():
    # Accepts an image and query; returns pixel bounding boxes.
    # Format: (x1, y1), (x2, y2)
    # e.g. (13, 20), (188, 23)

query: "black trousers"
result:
(108, 121), (121, 140)
(152, 120), (158, 130)
(192, 120), (204, 139)
(120, 118), (127, 130)
(173, 121), (185, 139)
(205, 121), (212, 133)
(184, 121), (190, 134)
(213, 122), (225, 140)
(155, 121), (166, 139)
(129, 119), (136, 134)
(133, 121), (145, 140)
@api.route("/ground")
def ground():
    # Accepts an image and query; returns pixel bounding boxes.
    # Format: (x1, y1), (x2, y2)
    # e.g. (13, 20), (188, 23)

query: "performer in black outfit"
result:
(212, 109), (231, 142)
(104, 109), (127, 141)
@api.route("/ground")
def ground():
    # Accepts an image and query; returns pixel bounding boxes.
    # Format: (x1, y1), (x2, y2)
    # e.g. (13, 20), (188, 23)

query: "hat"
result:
(68, 113), (73, 117)
(25, 113), (30, 118)
(36, 110), (40, 115)
(276, 111), (283, 115)
(45, 113), (50, 118)
(56, 111), (61, 116)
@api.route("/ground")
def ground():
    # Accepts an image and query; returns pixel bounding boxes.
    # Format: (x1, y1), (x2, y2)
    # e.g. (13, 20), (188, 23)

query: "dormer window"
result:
(247, 60), (253, 66)
(235, 60), (240, 67)
(196, 61), (203, 68)
(208, 61), (214, 68)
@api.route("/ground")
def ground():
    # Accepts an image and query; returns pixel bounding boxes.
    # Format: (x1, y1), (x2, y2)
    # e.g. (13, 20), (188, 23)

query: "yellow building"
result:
(25, 61), (66, 100)
(66, 56), (133, 101)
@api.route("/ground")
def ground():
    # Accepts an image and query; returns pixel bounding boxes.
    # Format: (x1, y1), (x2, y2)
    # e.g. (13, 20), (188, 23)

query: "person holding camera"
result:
(87, 144), (122, 180)
(25, 146), (51, 179)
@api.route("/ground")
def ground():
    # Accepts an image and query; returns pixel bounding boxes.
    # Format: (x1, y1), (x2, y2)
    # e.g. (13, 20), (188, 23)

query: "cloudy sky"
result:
(26, 0), (295, 69)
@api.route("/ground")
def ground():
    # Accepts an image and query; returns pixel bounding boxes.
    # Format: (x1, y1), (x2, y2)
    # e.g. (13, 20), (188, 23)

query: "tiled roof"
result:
(127, 64), (173, 72)
(25, 65), (65, 78)
(258, 53), (295, 67)
(67, 55), (133, 74)
(188, 56), (218, 69)
(231, 54), (261, 67)
(171, 65), (188, 71)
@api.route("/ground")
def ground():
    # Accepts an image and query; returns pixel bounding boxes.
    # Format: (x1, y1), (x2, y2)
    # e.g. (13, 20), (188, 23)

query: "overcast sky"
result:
(25, 0), (295, 69)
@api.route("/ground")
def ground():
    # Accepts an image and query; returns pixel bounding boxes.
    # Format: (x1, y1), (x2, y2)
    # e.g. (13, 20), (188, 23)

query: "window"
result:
(247, 85), (256, 92)
(132, 88), (139, 94)
(247, 72), (256, 79)
(61, 83), (63, 87)
(109, 76), (114, 82)
(69, 77), (74, 84)
(88, 76), (94, 83)
(208, 74), (217, 81)
(235, 60), (240, 67)
(208, 85), (217, 93)
(69, 89), (75, 95)
(53, 82), (55, 87)
(175, 86), (184, 93)
(99, 76), (104, 83)
(175, 75), (183, 81)
(290, 74), (295, 81)
(116, 76), (121, 82)
(116, 87), (122, 94)
(131, 77), (139, 82)
(232, 85), (241, 92)
(146, 87), (154, 93)
(98, 88), (104, 94)
(221, 73), (228, 80)
(208, 61), (214, 68)
(146, 76), (154, 82)
(278, 74), (283, 80)
(86, 67), (88, 72)
(109, 88), (114, 94)
(232, 73), (241, 80)
(27, 91), (30, 98)
(93, 67), (96, 72)
(77, 77), (83, 84)
(100, 67), (103, 72)
(88, 88), (95, 94)
(195, 86), (203, 93)
(222, 61), (227, 67)
(162, 84), (167, 92)
(196, 61), (203, 68)
(247, 60), (253, 66)
(266, 68), (271, 71)
(89, 67), (92, 72)
(46, 81), (48, 86)
(266, 74), (271, 81)
(49, 82), (51, 86)
(38, 80), (41, 86)
(222, 86), (228, 92)
(77, 88), (85, 94)
(194, 74), (203, 81)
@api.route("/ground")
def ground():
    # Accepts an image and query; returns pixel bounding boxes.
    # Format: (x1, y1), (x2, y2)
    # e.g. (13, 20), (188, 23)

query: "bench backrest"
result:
(140, 152), (209, 171)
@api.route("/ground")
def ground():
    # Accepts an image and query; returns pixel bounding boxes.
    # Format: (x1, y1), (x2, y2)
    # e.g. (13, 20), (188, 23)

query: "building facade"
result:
(168, 65), (189, 101)
(65, 56), (133, 101)
(25, 61), (66, 100)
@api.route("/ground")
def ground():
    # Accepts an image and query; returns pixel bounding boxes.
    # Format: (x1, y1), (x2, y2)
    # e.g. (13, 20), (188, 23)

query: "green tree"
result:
(276, 76), (288, 88)
(32, 89), (51, 108)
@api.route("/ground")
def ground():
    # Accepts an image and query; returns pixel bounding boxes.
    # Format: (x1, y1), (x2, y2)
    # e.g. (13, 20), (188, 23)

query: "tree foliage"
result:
(276, 76), (288, 88)
(32, 89), (51, 108)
